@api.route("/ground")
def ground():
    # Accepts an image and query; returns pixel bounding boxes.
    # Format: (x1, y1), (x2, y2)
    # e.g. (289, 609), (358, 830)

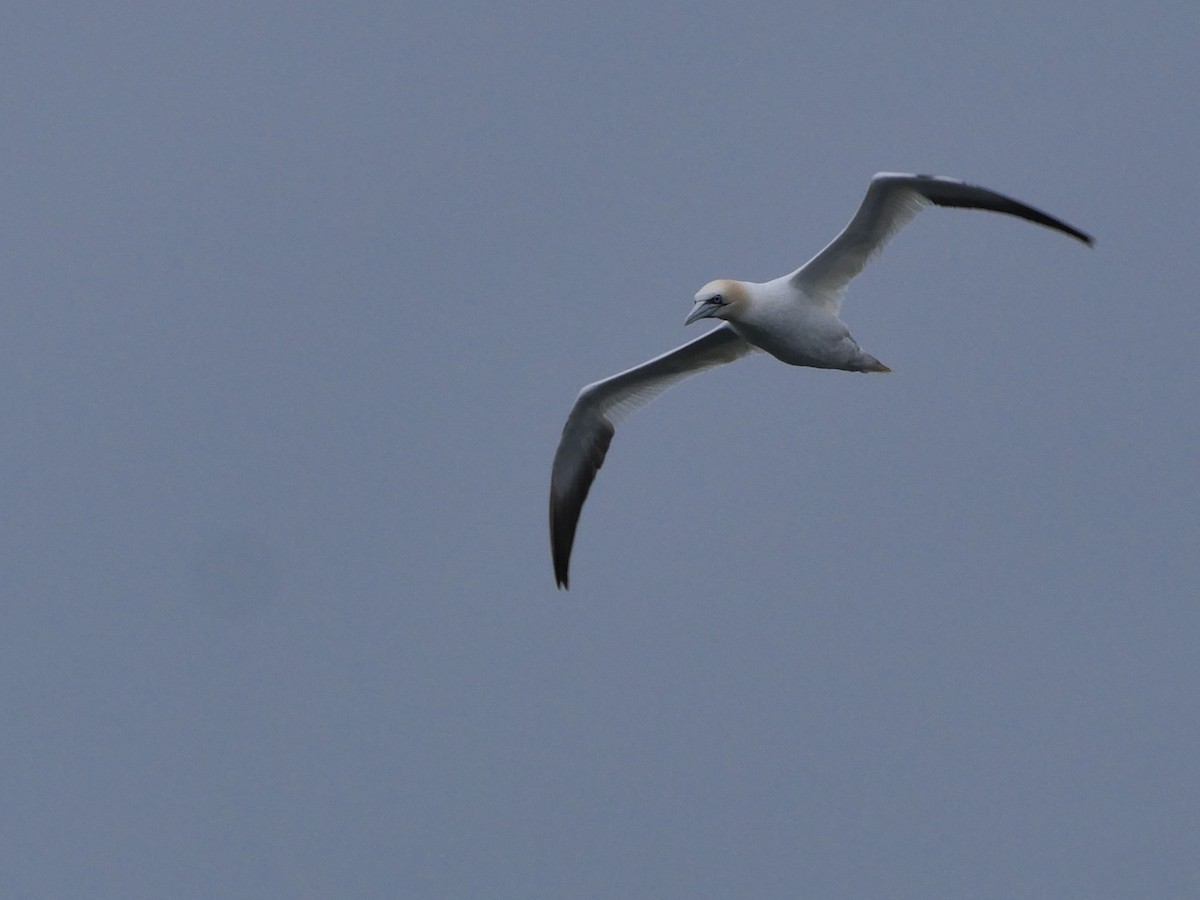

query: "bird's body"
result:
(706, 276), (889, 372)
(549, 173), (1092, 588)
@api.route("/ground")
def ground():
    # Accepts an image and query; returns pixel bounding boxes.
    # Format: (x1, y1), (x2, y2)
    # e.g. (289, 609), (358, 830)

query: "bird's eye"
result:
(712, 294), (724, 305)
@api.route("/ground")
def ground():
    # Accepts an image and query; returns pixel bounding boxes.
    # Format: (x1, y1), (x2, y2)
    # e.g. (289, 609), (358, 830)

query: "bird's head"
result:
(685, 279), (749, 325)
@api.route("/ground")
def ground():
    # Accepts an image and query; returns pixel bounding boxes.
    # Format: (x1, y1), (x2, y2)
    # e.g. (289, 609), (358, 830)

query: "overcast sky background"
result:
(3, 2), (1198, 897)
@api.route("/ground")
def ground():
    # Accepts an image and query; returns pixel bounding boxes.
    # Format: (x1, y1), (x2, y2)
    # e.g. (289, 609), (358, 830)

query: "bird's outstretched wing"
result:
(550, 324), (752, 588)
(792, 173), (1093, 307)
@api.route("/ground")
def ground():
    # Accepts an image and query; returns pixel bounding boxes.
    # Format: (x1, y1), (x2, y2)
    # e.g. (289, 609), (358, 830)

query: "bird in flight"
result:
(549, 173), (1092, 588)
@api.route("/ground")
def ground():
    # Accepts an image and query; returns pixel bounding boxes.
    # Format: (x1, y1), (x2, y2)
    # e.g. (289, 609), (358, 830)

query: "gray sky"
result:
(4, 2), (1198, 897)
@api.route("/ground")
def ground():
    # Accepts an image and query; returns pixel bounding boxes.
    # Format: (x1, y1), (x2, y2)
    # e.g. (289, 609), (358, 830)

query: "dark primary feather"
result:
(550, 410), (613, 589)
(913, 174), (1093, 245)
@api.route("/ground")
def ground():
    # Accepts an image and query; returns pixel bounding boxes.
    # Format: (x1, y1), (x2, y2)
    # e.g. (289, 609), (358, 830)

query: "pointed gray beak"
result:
(684, 300), (722, 326)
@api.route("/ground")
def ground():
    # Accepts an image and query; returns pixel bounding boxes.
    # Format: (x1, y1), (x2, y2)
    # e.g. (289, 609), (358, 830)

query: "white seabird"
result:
(549, 173), (1092, 588)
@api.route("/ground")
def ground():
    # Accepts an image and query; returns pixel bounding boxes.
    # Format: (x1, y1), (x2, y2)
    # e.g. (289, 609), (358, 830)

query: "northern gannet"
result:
(549, 173), (1092, 588)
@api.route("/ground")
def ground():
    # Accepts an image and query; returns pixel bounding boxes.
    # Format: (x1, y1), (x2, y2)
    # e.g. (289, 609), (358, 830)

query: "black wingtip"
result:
(552, 557), (570, 590)
(915, 175), (1094, 248)
(550, 496), (575, 591)
(553, 557), (570, 589)
(1059, 223), (1094, 247)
